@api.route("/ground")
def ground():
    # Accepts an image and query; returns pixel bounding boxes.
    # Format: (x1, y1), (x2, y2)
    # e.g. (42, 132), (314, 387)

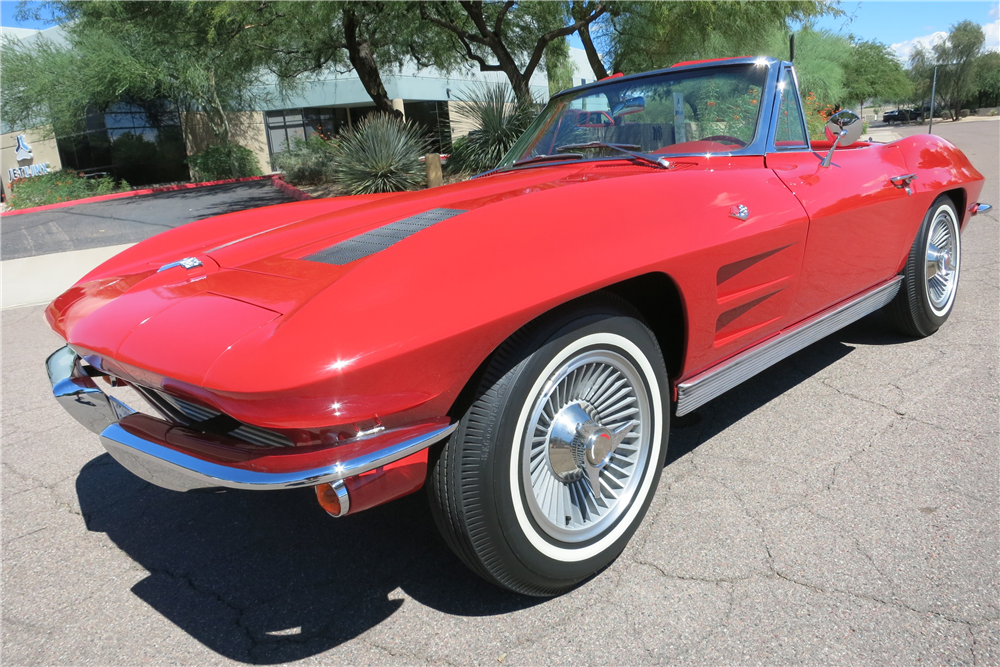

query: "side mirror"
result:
(821, 110), (863, 168)
(612, 96), (645, 116)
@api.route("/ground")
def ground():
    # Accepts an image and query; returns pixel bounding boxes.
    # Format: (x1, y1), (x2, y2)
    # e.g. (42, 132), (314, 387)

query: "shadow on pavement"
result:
(76, 454), (538, 664)
(74, 312), (911, 663)
(665, 311), (912, 465)
(144, 181), (294, 220)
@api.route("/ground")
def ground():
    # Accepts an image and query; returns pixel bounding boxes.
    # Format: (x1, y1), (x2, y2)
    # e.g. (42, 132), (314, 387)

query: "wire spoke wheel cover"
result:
(924, 206), (960, 317)
(429, 295), (668, 595)
(885, 196), (962, 338)
(522, 350), (650, 543)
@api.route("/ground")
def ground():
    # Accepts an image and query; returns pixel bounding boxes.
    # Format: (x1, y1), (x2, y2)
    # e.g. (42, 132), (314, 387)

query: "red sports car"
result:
(46, 57), (989, 596)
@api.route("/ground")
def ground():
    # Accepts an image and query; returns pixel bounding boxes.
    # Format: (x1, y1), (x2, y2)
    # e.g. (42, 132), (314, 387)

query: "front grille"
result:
(135, 386), (295, 448)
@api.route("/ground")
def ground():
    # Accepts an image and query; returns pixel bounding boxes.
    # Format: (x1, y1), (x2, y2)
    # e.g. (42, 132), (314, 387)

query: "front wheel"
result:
(886, 195), (961, 337)
(428, 295), (669, 596)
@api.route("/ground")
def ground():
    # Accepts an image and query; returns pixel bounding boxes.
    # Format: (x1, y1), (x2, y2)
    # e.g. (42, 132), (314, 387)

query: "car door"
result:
(765, 66), (925, 321)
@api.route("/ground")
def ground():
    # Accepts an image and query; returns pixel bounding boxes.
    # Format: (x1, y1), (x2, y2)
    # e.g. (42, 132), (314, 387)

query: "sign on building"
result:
(6, 134), (51, 184)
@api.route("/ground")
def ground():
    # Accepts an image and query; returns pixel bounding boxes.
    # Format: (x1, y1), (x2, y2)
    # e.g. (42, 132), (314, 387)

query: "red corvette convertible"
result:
(46, 57), (988, 596)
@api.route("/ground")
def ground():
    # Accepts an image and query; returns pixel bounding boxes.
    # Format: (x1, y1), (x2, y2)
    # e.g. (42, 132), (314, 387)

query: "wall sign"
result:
(15, 135), (33, 161)
(6, 134), (52, 184)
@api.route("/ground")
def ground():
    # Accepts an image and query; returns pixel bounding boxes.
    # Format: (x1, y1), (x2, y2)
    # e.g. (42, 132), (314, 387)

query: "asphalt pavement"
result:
(1, 179), (296, 261)
(1, 122), (998, 665)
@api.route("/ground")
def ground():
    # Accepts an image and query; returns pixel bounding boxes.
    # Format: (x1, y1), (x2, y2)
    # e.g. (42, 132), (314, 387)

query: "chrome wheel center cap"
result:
(547, 401), (637, 497)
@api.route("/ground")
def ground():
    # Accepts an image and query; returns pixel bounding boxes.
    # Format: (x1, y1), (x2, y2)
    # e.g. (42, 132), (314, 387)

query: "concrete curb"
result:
(270, 176), (313, 201)
(1, 175), (274, 217)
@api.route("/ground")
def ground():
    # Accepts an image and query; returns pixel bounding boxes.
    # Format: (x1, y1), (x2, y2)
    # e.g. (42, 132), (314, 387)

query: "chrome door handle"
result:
(890, 173), (917, 195)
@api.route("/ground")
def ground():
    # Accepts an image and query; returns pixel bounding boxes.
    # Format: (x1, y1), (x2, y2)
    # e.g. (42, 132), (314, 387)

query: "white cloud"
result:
(990, 4), (998, 20)
(891, 31), (947, 64)
(985, 19), (1000, 52)
(891, 19), (1000, 65)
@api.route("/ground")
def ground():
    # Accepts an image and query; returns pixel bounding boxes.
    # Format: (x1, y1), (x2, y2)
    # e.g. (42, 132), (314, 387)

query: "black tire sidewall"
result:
(481, 311), (669, 589)
(908, 196), (960, 334)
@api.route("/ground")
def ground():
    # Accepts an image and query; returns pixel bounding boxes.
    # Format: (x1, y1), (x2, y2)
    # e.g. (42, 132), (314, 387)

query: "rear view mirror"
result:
(612, 96), (645, 116)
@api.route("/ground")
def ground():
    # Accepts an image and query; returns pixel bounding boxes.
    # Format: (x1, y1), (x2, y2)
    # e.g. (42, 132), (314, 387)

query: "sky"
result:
(3, 0), (998, 65)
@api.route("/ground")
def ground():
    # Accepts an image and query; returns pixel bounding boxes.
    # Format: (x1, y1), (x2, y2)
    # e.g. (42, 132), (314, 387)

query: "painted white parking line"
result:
(1, 243), (134, 310)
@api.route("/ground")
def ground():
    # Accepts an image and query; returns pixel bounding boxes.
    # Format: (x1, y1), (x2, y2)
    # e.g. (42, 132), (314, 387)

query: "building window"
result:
(56, 102), (189, 186)
(402, 101), (452, 153)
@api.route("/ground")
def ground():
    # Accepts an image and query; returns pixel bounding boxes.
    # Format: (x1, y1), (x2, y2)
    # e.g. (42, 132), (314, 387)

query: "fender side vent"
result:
(304, 208), (467, 265)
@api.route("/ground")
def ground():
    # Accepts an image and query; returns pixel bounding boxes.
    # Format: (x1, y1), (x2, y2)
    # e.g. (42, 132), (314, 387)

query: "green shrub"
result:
(960, 109), (970, 118)
(332, 113), (428, 194)
(272, 135), (337, 184)
(940, 110), (952, 120)
(449, 83), (537, 174)
(186, 142), (262, 181)
(6, 169), (130, 209)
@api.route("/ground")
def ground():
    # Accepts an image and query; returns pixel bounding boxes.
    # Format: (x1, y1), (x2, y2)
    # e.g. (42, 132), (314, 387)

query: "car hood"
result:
(48, 161), (668, 386)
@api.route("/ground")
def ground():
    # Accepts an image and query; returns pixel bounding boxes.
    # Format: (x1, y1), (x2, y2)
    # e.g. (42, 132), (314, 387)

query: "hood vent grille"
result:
(303, 207), (467, 266)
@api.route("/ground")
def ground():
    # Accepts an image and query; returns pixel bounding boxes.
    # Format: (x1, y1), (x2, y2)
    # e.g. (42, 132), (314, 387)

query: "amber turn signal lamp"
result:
(315, 480), (350, 517)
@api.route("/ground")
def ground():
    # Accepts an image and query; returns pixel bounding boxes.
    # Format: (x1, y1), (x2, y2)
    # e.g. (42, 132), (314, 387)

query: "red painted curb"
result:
(270, 175), (313, 201)
(1, 175), (273, 217)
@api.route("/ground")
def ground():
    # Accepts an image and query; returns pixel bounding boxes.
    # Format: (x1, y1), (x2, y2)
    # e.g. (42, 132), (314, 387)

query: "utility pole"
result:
(928, 66), (938, 134)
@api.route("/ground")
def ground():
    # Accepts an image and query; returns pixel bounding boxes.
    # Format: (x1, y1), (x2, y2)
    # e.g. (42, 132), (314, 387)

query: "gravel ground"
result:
(1, 121), (997, 666)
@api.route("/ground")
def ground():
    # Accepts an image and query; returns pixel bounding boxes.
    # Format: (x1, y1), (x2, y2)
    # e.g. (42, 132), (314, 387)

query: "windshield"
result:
(497, 64), (769, 170)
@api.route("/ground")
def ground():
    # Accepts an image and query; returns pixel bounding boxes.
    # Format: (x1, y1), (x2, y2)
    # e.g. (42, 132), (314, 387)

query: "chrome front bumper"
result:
(46, 346), (135, 434)
(46, 346), (456, 492)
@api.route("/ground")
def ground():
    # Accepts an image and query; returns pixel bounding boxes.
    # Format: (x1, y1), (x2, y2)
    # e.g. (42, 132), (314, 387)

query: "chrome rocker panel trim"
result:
(99, 421), (457, 492)
(676, 277), (903, 416)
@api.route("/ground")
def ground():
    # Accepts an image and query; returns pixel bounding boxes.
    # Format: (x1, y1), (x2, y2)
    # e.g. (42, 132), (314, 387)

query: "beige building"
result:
(180, 112), (271, 177)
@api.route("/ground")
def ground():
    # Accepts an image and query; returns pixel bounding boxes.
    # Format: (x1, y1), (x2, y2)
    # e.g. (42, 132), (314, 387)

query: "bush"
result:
(449, 82), (537, 174)
(960, 109), (970, 118)
(272, 135), (337, 185)
(6, 169), (129, 209)
(940, 110), (953, 120)
(186, 142), (262, 181)
(332, 113), (428, 194)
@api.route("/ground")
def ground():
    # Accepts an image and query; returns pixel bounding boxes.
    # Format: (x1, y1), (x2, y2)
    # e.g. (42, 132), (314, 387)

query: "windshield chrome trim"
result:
(765, 62), (812, 154)
(497, 58), (781, 173)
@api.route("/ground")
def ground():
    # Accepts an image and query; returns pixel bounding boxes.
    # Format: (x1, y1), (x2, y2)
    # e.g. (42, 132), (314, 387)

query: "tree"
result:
(545, 37), (575, 95)
(256, 2), (462, 117)
(842, 39), (912, 108)
(931, 20), (985, 118)
(590, 1), (832, 77)
(2, 1), (287, 176)
(418, 1), (610, 103)
(973, 51), (1000, 108)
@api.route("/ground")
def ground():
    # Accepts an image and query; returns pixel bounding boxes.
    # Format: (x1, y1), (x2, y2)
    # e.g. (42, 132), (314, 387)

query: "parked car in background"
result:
(46, 57), (988, 597)
(883, 107), (925, 124)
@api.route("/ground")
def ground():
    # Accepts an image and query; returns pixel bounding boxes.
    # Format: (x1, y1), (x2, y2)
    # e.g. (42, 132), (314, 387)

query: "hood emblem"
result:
(158, 257), (203, 273)
(729, 204), (749, 221)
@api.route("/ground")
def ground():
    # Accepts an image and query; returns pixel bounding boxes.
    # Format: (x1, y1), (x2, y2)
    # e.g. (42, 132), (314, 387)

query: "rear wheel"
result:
(428, 294), (669, 596)
(886, 195), (961, 337)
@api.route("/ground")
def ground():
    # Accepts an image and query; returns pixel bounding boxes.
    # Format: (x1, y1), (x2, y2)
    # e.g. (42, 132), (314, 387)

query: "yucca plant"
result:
(333, 113), (429, 194)
(449, 82), (538, 174)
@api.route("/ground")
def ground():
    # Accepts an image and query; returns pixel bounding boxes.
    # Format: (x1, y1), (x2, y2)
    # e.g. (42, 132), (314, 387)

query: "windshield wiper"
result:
(511, 153), (584, 167)
(556, 142), (670, 169)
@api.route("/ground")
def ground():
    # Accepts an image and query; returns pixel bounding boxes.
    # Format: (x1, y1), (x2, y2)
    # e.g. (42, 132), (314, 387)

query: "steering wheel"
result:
(700, 135), (748, 148)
